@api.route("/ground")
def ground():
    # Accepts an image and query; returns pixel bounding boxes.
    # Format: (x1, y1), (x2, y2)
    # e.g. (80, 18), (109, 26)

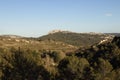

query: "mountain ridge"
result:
(39, 31), (115, 47)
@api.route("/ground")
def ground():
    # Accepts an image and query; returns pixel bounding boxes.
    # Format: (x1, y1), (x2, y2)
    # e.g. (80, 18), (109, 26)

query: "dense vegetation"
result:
(0, 36), (120, 80)
(39, 32), (111, 47)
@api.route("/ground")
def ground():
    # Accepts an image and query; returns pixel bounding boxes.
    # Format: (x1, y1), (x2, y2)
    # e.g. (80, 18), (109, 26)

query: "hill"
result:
(0, 35), (77, 53)
(105, 33), (120, 37)
(38, 31), (114, 47)
(0, 31), (115, 52)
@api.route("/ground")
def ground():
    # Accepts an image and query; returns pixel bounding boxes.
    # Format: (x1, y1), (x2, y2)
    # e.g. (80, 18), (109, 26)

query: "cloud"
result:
(105, 13), (112, 17)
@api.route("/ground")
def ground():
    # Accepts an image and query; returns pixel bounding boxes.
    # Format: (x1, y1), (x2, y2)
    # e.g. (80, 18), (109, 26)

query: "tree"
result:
(58, 56), (91, 80)
(1, 49), (51, 80)
(94, 58), (113, 80)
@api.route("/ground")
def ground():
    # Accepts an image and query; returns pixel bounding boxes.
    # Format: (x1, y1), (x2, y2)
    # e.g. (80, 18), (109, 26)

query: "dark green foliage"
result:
(74, 37), (120, 80)
(0, 48), (50, 80)
(112, 37), (120, 48)
(58, 56), (93, 80)
(94, 58), (113, 80)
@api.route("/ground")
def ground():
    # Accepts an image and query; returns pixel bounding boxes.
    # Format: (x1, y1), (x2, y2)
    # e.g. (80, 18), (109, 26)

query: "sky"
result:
(0, 0), (120, 37)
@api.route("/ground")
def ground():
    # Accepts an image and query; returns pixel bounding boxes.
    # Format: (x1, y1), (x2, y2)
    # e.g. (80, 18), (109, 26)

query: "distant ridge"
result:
(105, 33), (120, 37)
(0, 35), (23, 38)
(39, 30), (114, 47)
(48, 30), (106, 35)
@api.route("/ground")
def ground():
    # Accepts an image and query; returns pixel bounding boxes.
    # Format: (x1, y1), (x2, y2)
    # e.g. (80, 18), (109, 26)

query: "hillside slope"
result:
(0, 35), (77, 52)
(39, 31), (114, 47)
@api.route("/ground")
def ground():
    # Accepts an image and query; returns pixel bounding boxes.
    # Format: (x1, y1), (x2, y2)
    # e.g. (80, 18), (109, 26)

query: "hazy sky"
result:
(0, 0), (120, 37)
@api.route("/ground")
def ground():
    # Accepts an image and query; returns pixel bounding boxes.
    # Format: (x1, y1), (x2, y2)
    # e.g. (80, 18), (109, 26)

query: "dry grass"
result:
(0, 37), (78, 53)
